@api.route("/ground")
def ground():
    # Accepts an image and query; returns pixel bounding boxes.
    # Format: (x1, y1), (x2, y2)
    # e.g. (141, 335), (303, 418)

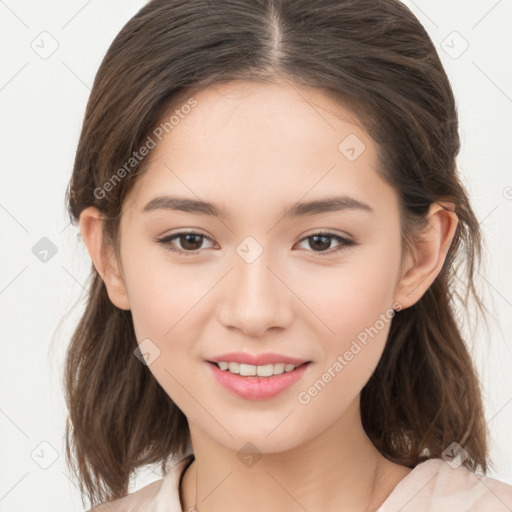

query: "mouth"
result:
(207, 360), (311, 377)
(206, 360), (312, 400)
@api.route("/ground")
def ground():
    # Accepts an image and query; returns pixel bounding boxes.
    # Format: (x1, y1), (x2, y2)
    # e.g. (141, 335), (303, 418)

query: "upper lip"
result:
(207, 352), (310, 366)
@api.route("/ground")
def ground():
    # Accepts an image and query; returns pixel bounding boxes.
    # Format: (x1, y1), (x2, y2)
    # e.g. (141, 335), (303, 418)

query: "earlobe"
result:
(394, 201), (458, 309)
(78, 206), (131, 310)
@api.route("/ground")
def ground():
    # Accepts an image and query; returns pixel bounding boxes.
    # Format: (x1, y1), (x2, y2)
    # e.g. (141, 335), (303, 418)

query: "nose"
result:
(217, 249), (294, 337)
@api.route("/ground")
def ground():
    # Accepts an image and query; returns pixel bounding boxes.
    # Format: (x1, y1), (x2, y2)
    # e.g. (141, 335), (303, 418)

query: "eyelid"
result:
(301, 228), (353, 242)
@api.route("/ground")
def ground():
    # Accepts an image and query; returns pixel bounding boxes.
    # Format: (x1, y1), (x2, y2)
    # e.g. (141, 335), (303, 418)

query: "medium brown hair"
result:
(64, 0), (491, 507)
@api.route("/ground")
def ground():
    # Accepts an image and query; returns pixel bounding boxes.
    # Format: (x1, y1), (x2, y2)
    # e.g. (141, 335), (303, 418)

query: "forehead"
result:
(122, 79), (397, 221)
(171, 78), (365, 149)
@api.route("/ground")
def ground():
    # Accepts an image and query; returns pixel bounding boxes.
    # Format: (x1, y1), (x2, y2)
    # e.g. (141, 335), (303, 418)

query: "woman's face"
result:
(116, 79), (405, 453)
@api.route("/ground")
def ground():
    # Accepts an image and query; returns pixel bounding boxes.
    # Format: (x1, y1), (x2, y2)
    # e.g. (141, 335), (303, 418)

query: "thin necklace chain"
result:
(185, 461), (198, 512)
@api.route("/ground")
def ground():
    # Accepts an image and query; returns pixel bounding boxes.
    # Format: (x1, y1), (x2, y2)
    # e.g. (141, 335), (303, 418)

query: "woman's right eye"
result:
(157, 231), (215, 256)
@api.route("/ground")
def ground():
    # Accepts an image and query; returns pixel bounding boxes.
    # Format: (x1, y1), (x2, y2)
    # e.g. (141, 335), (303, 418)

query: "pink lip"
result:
(207, 351), (310, 366)
(206, 361), (311, 400)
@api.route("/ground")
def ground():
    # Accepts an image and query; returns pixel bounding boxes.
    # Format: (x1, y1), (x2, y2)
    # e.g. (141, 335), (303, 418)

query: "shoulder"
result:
(379, 458), (512, 511)
(86, 454), (194, 512)
(87, 477), (164, 512)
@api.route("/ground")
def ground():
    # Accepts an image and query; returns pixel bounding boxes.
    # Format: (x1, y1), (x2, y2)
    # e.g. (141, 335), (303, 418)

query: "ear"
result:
(394, 201), (458, 310)
(78, 206), (131, 310)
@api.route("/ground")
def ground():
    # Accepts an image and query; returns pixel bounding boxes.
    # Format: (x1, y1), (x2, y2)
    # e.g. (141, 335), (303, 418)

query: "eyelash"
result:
(156, 231), (356, 257)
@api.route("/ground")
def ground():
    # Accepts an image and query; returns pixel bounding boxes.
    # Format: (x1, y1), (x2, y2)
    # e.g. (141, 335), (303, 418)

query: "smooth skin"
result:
(80, 78), (458, 511)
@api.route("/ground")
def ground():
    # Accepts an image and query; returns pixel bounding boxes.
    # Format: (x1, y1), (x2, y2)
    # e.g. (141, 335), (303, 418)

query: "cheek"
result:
(293, 271), (396, 426)
(302, 259), (397, 341)
(122, 240), (210, 342)
(123, 259), (211, 411)
(295, 248), (400, 388)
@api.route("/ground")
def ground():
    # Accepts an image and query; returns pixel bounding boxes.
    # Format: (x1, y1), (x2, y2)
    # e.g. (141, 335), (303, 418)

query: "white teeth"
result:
(256, 364), (275, 377)
(271, 363), (285, 375)
(239, 363), (256, 376)
(228, 362), (239, 373)
(215, 361), (300, 376)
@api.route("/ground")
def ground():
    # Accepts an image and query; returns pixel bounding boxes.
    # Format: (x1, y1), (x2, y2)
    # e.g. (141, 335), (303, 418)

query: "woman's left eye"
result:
(296, 232), (356, 255)
(156, 231), (356, 256)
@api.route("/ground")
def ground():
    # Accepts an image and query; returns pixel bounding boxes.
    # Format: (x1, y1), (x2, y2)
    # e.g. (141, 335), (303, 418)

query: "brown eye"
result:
(177, 233), (204, 251)
(157, 231), (215, 255)
(296, 232), (356, 255)
(308, 234), (333, 251)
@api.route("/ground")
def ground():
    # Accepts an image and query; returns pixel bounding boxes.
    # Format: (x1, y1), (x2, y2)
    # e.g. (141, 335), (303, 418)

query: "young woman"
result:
(64, 0), (512, 510)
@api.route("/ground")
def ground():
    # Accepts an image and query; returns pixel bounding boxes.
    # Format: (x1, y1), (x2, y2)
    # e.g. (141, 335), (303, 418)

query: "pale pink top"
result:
(90, 452), (512, 511)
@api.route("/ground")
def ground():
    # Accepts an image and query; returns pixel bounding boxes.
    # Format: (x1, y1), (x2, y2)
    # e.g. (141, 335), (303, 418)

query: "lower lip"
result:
(206, 361), (311, 400)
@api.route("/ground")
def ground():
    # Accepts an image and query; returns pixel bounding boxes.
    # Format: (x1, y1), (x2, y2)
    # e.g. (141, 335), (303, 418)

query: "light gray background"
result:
(1, 1), (511, 510)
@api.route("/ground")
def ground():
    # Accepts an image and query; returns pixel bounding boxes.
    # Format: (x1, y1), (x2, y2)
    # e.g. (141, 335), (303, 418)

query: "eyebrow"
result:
(142, 194), (374, 219)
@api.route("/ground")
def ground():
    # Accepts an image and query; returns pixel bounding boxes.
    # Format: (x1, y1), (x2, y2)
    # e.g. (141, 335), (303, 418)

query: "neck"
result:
(179, 397), (411, 512)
